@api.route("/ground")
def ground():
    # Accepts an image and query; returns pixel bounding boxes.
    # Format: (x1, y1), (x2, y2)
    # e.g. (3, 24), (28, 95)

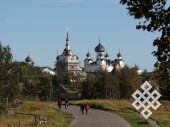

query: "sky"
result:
(0, 0), (168, 71)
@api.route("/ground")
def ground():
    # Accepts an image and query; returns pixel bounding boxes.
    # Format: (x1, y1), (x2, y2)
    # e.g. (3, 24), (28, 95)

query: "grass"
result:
(115, 112), (150, 127)
(150, 101), (170, 127)
(0, 101), (72, 127)
(71, 99), (170, 127)
(1, 100), (169, 127)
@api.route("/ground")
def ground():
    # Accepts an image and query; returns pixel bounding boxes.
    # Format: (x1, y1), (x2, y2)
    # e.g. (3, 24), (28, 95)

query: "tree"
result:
(106, 72), (121, 99)
(120, 0), (170, 99)
(81, 74), (98, 99)
(141, 69), (150, 82)
(113, 66), (142, 99)
(13, 62), (52, 100)
(0, 43), (20, 113)
(80, 67), (141, 99)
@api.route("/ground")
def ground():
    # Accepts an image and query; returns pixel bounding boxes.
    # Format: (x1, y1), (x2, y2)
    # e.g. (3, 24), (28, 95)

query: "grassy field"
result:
(1, 100), (169, 127)
(0, 101), (72, 127)
(71, 99), (170, 127)
(150, 101), (170, 127)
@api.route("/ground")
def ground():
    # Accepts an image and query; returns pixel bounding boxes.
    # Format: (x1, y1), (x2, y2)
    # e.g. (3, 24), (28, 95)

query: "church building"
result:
(84, 37), (125, 72)
(56, 32), (82, 72)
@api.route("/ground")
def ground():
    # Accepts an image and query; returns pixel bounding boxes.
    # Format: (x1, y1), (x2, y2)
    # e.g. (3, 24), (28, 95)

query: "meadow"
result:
(1, 100), (169, 127)
(0, 101), (72, 127)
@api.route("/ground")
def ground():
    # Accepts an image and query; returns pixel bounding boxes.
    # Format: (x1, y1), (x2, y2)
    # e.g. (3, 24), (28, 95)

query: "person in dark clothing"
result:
(80, 104), (85, 115)
(58, 99), (62, 109)
(64, 98), (69, 109)
(85, 104), (90, 115)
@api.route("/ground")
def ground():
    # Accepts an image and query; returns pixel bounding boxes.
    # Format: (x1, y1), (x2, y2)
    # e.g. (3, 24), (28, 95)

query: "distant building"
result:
(137, 69), (143, 75)
(25, 55), (55, 75)
(25, 55), (34, 65)
(40, 66), (56, 75)
(112, 51), (125, 70)
(24, 33), (125, 74)
(84, 37), (125, 72)
(56, 31), (82, 72)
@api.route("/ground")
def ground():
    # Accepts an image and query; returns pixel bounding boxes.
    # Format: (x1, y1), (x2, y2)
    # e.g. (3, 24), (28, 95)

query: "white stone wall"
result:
(84, 62), (113, 72)
(42, 68), (56, 75)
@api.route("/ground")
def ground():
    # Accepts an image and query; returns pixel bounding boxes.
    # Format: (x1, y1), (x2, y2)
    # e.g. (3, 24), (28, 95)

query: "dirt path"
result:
(61, 105), (132, 127)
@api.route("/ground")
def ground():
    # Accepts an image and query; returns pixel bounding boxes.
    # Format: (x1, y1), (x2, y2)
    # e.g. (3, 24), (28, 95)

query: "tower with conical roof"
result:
(112, 50), (125, 70)
(84, 51), (93, 72)
(95, 36), (105, 60)
(95, 36), (106, 67)
(84, 36), (126, 72)
(56, 31), (82, 72)
(116, 50), (125, 69)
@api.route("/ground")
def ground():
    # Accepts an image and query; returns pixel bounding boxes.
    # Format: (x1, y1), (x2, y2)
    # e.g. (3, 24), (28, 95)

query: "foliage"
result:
(0, 43), (20, 113)
(81, 74), (99, 99)
(114, 66), (141, 99)
(14, 62), (52, 101)
(0, 43), (54, 115)
(81, 66), (141, 99)
(120, 0), (170, 99)
(153, 68), (170, 99)
(141, 69), (150, 82)
(52, 71), (73, 100)
(54, 71), (71, 85)
(52, 70), (85, 100)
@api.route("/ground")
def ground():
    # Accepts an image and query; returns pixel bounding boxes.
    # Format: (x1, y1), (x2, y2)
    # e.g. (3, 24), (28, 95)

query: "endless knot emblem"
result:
(132, 81), (161, 119)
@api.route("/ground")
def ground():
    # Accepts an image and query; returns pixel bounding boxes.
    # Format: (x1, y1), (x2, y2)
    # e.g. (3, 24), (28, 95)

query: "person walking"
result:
(85, 104), (90, 115)
(58, 99), (62, 109)
(64, 98), (69, 109)
(80, 104), (85, 115)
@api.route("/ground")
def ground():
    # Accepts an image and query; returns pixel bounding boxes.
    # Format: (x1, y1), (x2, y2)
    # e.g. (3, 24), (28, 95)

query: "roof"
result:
(117, 52), (122, 57)
(105, 53), (109, 57)
(40, 66), (56, 75)
(39, 66), (54, 70)
(95, 43), (105, 52)
(86, 52), (91, 57)
(25, 55), (32, 63)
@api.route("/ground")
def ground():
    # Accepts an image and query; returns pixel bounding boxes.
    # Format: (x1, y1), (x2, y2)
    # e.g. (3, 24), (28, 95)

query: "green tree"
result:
(81, 67), (141, 99)
(106, 73), (121, 99)
(14, 61), (52, 100)
(81, 74), (98, 99)
(54, 71), (71, 85)
(113, 66), (142, 99)
(38, 76), (52, 101)
(141, 69), (150, 82)
(153, 68), (170, 99)
(84, 70), (115, 99)
(0, 43), (20, 113)
(120, 0), (170, 99)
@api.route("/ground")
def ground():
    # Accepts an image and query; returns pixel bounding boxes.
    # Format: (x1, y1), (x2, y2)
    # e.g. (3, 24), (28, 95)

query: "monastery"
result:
(25, 31), (125, 74)
(57, 32), (125, 73)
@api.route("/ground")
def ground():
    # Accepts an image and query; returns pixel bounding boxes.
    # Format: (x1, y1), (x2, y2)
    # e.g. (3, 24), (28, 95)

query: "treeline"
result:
(0, 43), (169, 114)
(0, 43), (81, 114)
(81, 67), (142, 99)
(0, 44), (52, 114)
